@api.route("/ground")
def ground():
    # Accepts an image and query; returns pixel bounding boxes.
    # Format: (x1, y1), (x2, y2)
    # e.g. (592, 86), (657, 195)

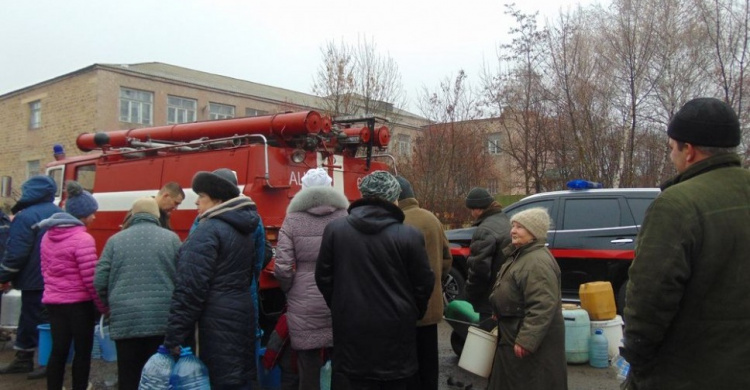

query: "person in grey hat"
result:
(164, 168), (261, 389)
(621, 97), (750, 389)
(315, 170), (434, 389)
(463, 187), (511, 328)
(488, 207), (567, 390)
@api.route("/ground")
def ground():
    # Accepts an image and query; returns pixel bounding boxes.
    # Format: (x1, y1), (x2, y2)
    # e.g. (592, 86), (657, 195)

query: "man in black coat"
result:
(316, 170), (435, 390)
(464, 187), (511, 328)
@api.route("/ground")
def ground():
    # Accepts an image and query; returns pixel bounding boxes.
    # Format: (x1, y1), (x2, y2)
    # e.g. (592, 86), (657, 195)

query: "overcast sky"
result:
(1, 0), (603, 113)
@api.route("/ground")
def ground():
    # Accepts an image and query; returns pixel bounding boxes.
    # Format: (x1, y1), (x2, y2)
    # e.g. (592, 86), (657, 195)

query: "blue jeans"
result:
(15, 290), (46, 351)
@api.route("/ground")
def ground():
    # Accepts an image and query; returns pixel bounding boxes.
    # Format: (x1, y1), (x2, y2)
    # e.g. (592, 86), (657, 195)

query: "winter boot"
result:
(27, 365), (47, 379)
(0, 350), (34, 374)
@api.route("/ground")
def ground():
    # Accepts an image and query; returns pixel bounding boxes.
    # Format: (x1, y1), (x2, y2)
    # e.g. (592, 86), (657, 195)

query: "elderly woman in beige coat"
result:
(488, 207), (567, 390)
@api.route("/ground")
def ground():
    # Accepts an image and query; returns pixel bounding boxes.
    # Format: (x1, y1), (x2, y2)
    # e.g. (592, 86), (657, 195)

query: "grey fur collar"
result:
(287, 186), (349, 214)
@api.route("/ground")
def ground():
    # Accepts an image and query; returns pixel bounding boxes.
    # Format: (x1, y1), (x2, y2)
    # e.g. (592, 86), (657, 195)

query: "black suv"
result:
(442, 186), (660, 312)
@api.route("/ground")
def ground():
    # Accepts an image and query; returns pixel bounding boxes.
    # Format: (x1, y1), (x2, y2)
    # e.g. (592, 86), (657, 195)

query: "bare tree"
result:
(601, 0), (660, 187)
(311, 37), (407, 119)
(695, 0), (750, 164)
(483, 4), (557, 194)
(398, 71), (496, 227)
(546, 7), (622, 187)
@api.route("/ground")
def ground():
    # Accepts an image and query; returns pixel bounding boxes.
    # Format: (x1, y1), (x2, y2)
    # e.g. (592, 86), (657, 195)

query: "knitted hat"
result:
(65, 181), (98, 218)
(465, 187), (494, 209)
(192, 168), (240, 202)
(301, 168), (332, 188)
(667, 97), (741, 147)
(131, 197), (160, 218)
(511, 207), (551, 240)
(358, 171), (401, 202)
(396, 176), (415, 200)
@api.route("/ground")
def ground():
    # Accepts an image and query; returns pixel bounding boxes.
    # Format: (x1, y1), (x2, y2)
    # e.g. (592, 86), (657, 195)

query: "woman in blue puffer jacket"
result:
(165, 168), (260, 390)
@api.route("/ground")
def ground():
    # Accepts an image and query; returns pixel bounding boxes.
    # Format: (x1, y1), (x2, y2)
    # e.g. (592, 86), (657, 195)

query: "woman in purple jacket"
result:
(39, 181), (106, 390)
(274, 168), (348, 389)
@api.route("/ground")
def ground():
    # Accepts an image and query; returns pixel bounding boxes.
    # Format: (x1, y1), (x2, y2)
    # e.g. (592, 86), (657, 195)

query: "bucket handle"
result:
(99, 316), (106, 338)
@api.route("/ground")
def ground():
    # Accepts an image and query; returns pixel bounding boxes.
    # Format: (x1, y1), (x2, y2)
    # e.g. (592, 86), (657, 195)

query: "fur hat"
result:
(396, 176), (415, 201)
(131, 197), (160, 218)
(511, 207), (551, 240)
(301, 168), (332, 188)
(465, 187), (494, 209)
(192, 168), (240, 202)
(667, 97), (741, 147)
(65, 181), (98, 219)
(358, 171), (401, 202)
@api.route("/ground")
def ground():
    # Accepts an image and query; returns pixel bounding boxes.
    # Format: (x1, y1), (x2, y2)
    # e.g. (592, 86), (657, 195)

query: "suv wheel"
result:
(442, 267), (466, 303)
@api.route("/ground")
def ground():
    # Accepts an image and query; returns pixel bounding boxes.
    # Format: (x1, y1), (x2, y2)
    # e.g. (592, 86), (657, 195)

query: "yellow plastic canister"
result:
(579, 281), (616, 321)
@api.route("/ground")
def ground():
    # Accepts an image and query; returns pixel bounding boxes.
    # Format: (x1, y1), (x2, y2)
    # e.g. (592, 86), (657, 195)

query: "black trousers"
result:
(416, 324), (439, 390)
(115, 335), (164, 390)
(46, 301), (96, 390)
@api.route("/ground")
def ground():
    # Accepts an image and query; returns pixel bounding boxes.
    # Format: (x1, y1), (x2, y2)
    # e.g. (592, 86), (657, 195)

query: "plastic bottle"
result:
(612, 354), (630, 382)
(320, 359), (332, 390)
(589, 329), (609, 368)
(139, 345), (175, 390)
(169, 347), (210, 390)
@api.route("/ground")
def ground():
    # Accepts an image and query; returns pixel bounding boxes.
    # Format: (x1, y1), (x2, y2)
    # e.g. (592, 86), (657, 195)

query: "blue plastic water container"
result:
(563, 306), (590, 364)
(589, 329), (609, 368)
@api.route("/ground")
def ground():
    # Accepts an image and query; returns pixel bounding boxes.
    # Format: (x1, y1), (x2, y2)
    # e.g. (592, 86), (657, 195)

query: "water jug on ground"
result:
(589, 329), (609, 368)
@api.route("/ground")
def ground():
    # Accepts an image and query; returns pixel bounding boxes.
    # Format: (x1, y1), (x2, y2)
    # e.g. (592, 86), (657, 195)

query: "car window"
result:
(563, 198), (620, 230)
(506, 199), (556, 229)
(626, 197), (655, 225)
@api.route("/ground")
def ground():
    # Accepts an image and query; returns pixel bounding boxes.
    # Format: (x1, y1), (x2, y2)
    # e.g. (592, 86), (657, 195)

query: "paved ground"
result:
(0, 321), (620, 389)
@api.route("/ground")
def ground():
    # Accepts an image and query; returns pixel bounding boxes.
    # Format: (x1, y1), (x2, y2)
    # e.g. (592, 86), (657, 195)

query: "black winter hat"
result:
(192, 168), (240, 202)
(396, 176), (415, 200)
(465, 187), (494, 209)
(667, 97), (741, 147)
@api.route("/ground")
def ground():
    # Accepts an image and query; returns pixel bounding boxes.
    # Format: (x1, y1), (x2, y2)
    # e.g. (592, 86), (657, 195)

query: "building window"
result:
(488, 133), (502, 155)
(210, 103), (235, 120)
(26, 160), (41, 179)
(29, 100), (41, 129)
(245, 108), (268, 117)
(120, 88), (153, 125)
(167, 96), (197, 124)
(487, 179), (499, 195)
(396, 134), (411, 156)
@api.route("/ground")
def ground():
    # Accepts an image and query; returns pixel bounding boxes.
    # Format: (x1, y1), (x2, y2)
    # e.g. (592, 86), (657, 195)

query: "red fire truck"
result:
(44, 110), (393, 337)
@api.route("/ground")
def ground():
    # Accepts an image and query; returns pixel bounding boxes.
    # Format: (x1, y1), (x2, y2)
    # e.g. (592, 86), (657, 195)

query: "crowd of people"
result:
(0, 96), (747, 390)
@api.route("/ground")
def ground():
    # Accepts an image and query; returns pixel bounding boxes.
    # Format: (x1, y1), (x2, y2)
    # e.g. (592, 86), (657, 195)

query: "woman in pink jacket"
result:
(39, 181), (106, 390)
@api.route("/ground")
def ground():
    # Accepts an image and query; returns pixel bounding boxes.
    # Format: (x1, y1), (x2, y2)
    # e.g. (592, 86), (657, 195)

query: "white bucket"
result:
(590, 315), (624, 360)
(458, 326), (497, 378)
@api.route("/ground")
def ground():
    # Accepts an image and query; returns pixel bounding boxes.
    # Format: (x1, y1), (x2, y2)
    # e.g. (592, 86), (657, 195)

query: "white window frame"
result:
(26, 160), (41, 179)
(488, 133), (502, 155)
(119, 88), (153, 125)
(167, 96), (197, 124)
(209, 103), (235, 120)
(397, 134), (411, 156)
(29, 100), (41, 129)
(245, 108), (268, 117)
(487, 178), (499, 195)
